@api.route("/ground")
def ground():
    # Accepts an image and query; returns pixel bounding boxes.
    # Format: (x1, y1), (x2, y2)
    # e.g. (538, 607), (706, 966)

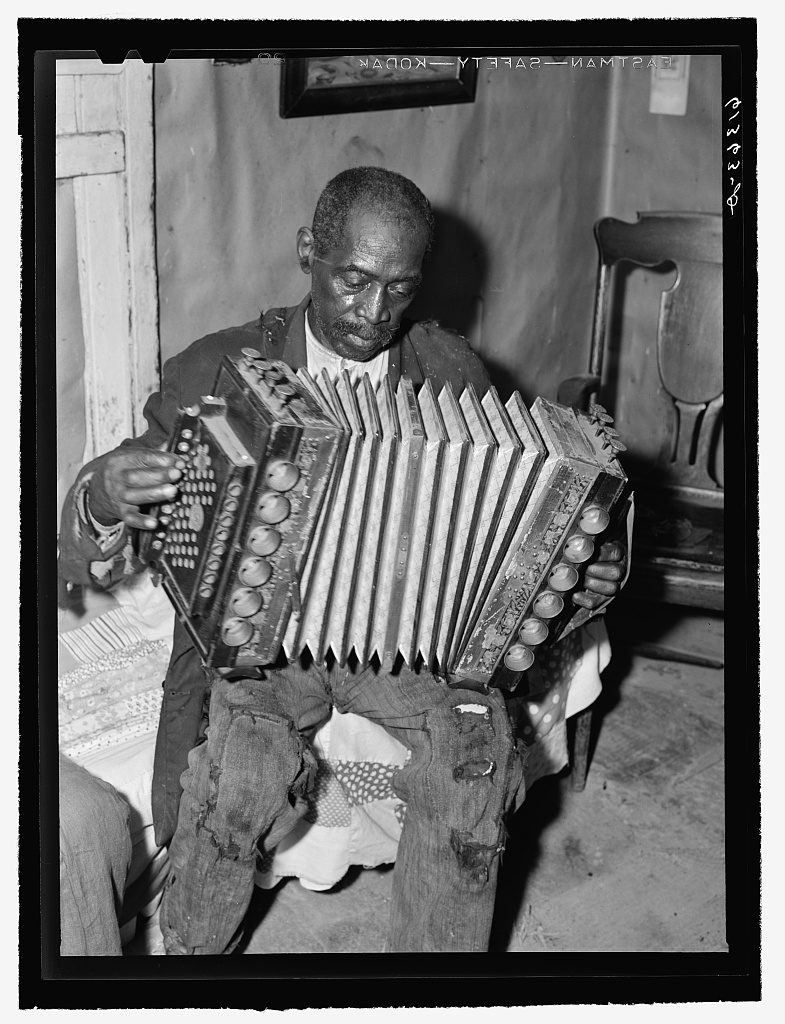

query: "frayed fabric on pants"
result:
(160, 660), (526, 954)
(59, 753), (132, 956)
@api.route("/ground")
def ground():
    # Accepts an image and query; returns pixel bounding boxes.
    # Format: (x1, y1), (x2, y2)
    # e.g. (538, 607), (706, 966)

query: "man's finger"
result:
(121, 483), (179, 506)
(596, 540), (625, 562)
(124, 448), (179, 470)
(584, 561), (626, 582)
(582, 577), (619, 597)
(571, 590), (605, 610)
(122, 509), (159, 531)
(123, 466), (181, 488)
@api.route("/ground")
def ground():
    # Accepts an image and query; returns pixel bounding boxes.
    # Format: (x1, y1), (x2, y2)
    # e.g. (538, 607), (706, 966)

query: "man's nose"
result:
(356, 284), (391, 325)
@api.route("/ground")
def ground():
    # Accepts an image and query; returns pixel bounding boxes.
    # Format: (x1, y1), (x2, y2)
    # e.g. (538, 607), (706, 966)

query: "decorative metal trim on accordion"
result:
(139, 350), (629, 692)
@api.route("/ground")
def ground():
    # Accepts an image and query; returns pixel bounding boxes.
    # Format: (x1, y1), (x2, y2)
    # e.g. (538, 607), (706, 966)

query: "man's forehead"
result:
(341, 206), (406, 239)
(334, 207), (426, 262)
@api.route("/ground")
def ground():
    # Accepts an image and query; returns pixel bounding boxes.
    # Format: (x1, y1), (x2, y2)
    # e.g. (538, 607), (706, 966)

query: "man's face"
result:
(299, 206), (427, 361)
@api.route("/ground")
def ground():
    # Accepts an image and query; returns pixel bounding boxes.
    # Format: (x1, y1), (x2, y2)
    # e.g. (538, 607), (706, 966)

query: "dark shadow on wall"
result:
(407, 206), (487, 344)
(483, 357), (530, 408)
(406, 205), (518, 400)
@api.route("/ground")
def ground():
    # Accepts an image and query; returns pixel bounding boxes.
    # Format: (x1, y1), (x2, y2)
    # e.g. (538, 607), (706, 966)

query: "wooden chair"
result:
(560, 211), (723, 789)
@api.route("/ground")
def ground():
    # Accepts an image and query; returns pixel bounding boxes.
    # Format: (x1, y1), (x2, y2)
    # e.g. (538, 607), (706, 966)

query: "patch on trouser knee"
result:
(196, 704), (315, 847)
(190, 707), (312, 852)
(449, 826), (506, 887)
(453, 758), (496, 781)
(450, 702), (497, 781)
(452, 702), (492, 733)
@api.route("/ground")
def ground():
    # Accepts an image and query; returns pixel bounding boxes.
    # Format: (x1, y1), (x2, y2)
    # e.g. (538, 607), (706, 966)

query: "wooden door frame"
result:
(56, 59), (159, 463)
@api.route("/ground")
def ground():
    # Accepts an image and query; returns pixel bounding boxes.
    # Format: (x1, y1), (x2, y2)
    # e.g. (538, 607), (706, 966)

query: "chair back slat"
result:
(592, 211), (723, 493)
(658, 262), (723, 404)
(595, 212), (722, 268)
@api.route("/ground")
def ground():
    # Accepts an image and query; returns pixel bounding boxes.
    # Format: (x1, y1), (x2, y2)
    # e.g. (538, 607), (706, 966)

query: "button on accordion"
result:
(139, 349), (629, 693)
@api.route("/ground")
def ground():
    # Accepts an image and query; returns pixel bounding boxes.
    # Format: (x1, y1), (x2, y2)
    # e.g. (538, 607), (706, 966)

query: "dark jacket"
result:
(58, 296), (491, 845)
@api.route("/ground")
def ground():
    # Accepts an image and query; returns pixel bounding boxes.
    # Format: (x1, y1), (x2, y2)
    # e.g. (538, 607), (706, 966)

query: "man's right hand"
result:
(88, 448), (184, 531)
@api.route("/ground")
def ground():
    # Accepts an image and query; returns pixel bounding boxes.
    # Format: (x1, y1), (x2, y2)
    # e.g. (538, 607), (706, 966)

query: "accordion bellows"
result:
(140, 350), (628, 692)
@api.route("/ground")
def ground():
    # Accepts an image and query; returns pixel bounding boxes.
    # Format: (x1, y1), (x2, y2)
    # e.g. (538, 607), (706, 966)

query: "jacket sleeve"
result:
(58, 321), (266, 588)
(57, 347), (191, 589)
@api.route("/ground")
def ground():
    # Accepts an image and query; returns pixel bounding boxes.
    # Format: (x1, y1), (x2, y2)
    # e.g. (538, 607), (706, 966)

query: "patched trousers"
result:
(160, 659), (526, 954)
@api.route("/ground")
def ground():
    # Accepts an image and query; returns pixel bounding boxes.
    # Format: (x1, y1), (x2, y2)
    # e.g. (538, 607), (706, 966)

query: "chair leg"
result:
(571, 706), (593, 792)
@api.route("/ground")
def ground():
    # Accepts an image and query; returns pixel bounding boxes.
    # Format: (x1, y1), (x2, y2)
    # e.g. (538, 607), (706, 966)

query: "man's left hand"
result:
(571, 540), (627, 610)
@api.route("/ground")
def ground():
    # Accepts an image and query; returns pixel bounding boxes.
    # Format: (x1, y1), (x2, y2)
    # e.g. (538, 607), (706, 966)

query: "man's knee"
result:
(392, 692), (524, 890)
(162, 686), (318, 954)
(176, 683), (316, 863)
(396, 692), (524, 826)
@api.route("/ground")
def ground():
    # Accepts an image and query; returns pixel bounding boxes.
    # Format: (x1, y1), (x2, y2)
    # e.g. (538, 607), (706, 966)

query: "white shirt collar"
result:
(304, 306), (389, 389)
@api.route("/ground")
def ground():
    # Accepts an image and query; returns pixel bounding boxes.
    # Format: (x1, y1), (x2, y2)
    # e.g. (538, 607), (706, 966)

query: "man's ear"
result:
(296, 227), (315, 275)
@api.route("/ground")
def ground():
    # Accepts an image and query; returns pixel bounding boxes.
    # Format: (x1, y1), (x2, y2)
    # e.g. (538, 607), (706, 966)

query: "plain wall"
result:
(153, 56), (722, 413)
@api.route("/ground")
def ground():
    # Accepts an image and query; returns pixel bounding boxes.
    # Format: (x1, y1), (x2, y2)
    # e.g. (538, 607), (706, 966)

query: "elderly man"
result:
(59, 167), (626, 954)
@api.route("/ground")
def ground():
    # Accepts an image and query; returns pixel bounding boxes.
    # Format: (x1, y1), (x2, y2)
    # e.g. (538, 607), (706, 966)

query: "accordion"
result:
(140, 349), (629, 693)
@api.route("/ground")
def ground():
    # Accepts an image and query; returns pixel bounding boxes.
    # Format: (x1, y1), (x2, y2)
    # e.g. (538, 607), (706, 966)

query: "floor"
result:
(127, 607), (726, 955)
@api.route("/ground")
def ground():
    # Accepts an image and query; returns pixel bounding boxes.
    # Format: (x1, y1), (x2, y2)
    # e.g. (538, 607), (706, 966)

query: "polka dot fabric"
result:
(394, 802), (407, 829)
(506, 628), (587, 787)
(256, 732), (405, 892)
(303, 761), (352, 827)
(332, 760), (397, 806)
(302, 757), (399, 828)
(512, 629), (581, 740)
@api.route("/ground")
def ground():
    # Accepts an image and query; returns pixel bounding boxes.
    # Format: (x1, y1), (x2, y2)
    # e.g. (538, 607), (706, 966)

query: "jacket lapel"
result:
(396, 321), (425, 388)
(277, 295), (309, 370)
(387, 337), (402, 388)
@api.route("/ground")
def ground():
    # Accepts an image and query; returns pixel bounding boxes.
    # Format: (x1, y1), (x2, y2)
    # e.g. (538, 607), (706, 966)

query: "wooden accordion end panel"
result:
(140, 349), (629, 693)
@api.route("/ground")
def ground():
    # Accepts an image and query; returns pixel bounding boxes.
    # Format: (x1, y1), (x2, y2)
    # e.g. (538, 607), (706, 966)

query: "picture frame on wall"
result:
(279, 54), (478, 118)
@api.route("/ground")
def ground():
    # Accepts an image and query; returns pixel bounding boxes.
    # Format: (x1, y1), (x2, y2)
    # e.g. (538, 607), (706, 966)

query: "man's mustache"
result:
(332, 318), (394, 344)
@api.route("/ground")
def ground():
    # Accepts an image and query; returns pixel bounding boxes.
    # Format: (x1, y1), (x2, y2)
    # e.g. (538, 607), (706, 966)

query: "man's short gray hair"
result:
(312, 166), (435, 256)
